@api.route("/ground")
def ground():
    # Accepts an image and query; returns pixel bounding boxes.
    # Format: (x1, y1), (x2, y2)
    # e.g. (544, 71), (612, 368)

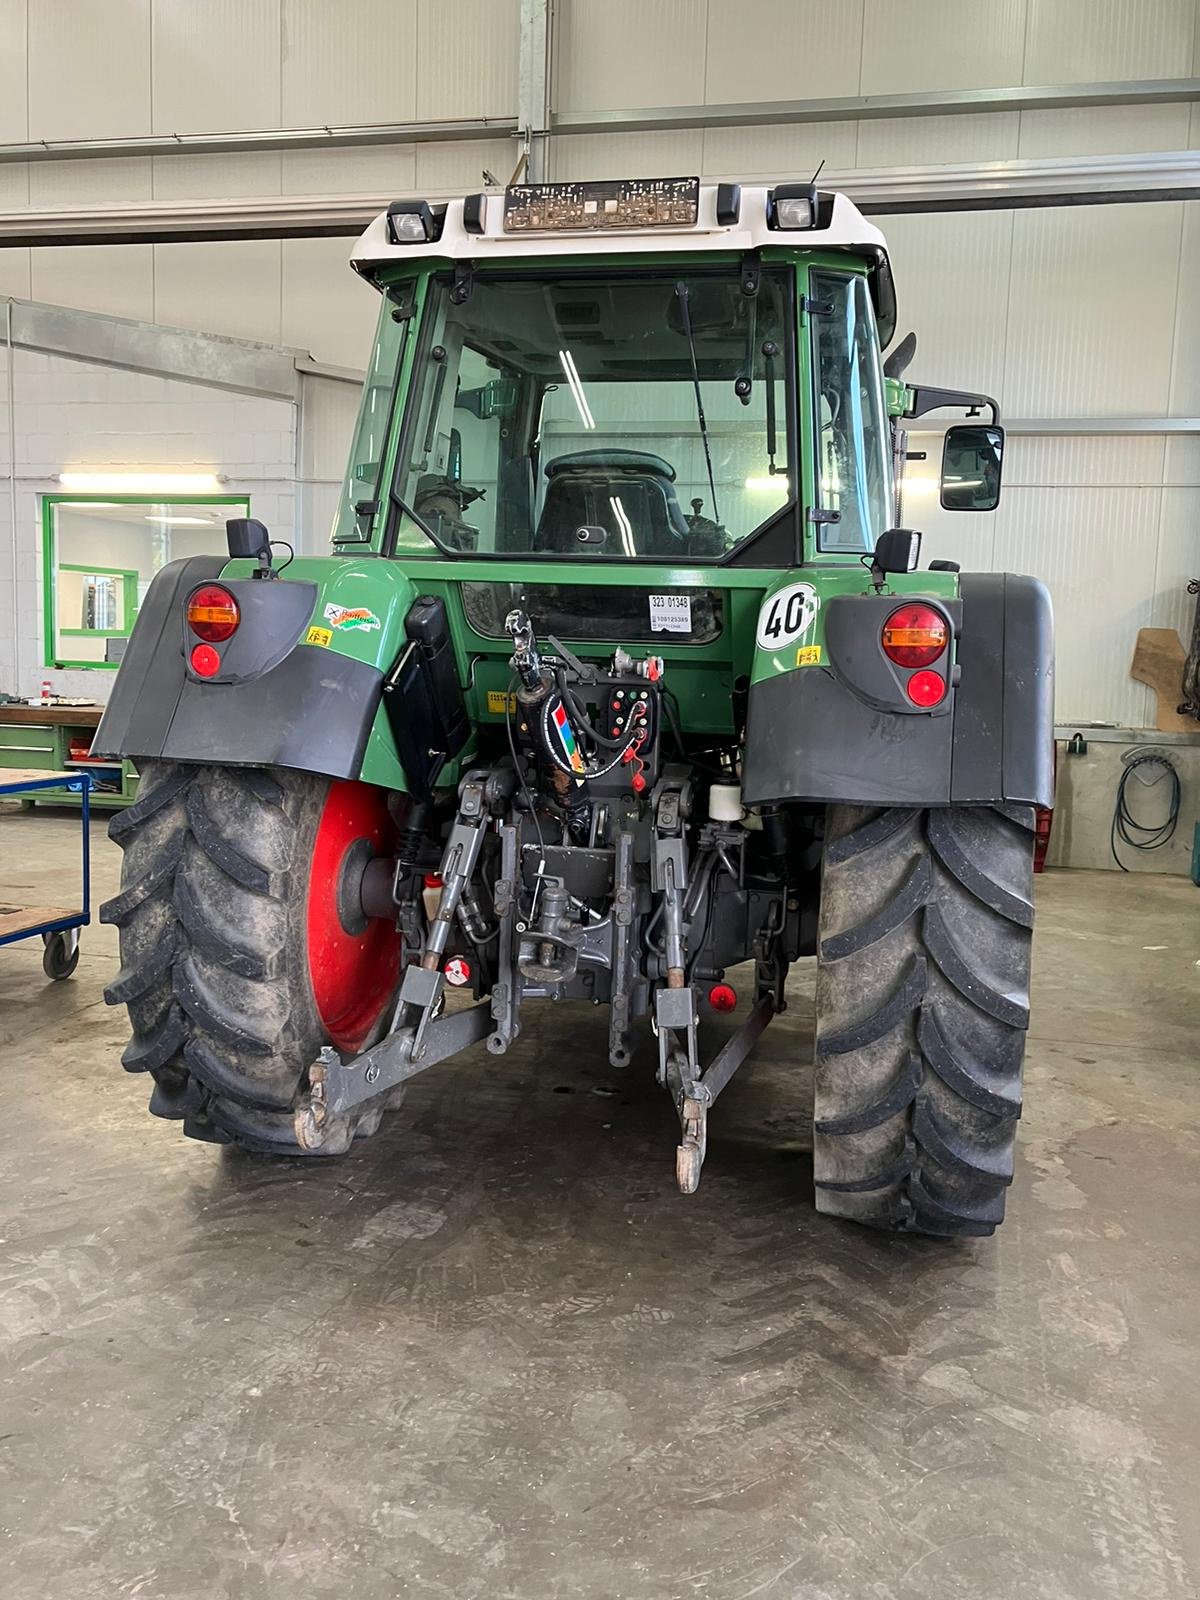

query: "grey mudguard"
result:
(95, 555), (383, 780)
(741, 572), (1053, 809)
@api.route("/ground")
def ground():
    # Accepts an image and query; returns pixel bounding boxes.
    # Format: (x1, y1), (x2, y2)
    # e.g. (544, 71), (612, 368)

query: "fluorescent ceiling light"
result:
(558, 349), (595, 431)
(745, 475), (789, 493)
(59, 471), (222, 494)
(144, 515), (216, 526)
(58, 500), (120, 508)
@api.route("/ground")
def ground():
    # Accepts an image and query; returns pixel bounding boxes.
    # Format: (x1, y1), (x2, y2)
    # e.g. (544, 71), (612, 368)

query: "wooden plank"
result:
(1130, 628), (1194, 733)
(0, 904), (74, 938)
(0, 705), (102, 727)
(0, 768), (77, 788)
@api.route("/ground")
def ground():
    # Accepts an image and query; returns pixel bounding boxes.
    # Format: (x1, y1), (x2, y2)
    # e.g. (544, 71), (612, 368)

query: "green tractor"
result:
(97, 178), (1052, 1237)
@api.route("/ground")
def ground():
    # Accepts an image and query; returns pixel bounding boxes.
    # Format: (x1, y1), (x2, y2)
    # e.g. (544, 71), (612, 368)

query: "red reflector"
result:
(906, 669), (946, 707)
(882, 603), (947, 668)
(708, 983), (737, 1013)
(190, 643), (221, 677)
(187, 583), (239, 643)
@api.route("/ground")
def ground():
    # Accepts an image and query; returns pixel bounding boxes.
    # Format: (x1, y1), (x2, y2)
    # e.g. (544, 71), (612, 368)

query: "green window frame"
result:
(42, 493), (250, 670)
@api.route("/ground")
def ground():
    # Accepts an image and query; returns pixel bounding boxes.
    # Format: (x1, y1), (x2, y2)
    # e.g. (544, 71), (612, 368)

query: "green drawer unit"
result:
(0, 710), (139, 810)
(0, 723), (58, 765)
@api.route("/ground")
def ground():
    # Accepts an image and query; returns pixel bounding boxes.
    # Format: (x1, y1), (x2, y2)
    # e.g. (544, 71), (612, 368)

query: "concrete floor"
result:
(1, 808), (1198, 1600)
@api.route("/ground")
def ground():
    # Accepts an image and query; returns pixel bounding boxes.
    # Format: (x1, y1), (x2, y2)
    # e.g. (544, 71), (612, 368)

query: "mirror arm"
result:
(905, 384), (1000, 426)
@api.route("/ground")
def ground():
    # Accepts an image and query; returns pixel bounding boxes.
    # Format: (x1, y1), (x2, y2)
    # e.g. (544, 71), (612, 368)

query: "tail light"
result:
(881, 603), (947, 668)
(708, 983), (737, 1013)
(186, 584), (239, 643)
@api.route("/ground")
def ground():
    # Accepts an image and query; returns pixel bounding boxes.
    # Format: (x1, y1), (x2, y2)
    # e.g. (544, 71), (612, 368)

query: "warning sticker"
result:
(486, 689), (518, 714)
(649, 593), (692, 634)
(795, 644), (822, 667)
(324, 602), (381, 633)
(305, 625), (332, 648)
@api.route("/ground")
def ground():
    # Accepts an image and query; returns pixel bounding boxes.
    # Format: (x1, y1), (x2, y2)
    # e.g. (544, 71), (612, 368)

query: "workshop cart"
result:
(0, 768), (91, 979)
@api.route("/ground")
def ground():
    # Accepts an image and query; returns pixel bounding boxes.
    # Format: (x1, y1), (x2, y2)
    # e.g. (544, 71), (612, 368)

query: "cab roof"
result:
(351, 182), (895, 343)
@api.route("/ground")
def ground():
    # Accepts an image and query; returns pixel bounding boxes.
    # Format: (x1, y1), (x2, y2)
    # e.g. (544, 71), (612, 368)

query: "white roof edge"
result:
(350, 184), (889, 269)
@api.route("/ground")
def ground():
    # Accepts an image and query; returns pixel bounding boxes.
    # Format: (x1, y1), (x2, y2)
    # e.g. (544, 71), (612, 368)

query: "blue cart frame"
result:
(0, 769), (91, 979)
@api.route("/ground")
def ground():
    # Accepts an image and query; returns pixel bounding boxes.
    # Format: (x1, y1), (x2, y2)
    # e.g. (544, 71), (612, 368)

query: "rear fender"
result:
(741, 572), (1053, 808)
(95, 555), (421, 787)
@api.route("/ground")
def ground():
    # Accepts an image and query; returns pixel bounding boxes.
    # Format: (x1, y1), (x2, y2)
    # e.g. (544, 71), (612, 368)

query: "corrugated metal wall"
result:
(0, 0), (1195, 724)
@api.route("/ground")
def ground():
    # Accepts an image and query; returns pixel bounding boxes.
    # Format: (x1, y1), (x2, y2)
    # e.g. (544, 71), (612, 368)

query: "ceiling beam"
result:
(0, 79), (1190, 167)
(0, 151), (1194, 245)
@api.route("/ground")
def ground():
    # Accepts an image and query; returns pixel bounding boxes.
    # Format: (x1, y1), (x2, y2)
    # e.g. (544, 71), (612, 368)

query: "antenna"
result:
(810, 158), (826, 184)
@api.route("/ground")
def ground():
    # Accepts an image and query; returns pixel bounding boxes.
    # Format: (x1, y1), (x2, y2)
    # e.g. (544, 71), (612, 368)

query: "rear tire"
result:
(813, 804), (1035, 1237)
(101, 762), (402, 1154)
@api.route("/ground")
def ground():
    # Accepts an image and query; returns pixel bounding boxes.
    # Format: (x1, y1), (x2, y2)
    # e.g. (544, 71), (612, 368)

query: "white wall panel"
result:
(993, 485), (1163, 727)
(281, 237), (379, 366)
(154, 240), (284, 346)
(31, 245), (155, 323)
(1005, 434), (1167, 488)
(29, 0), (150, 141)
(1017, 103), (1193, 158)
(416, 0), (517, 119)
(1163, 436), (1200, 486)
(1168, 203), (1200, 417)
(300, 373), (360, 482)
(0, 0), (28, 140)
(0, 247), (31, 298)
(556, 0), (706, 111)
(882, 211), (1013, 396)
(0, 161), (28, 206)
(861, 0), (1026, 94)
(701, 121), (857, 181)
(1023, 0), (1196, 84)
(281, 0), (417, 125)
(704, 0), (863, 102)
(855, 110), (1019, 168)
(1153, 488), (1200, 645)
(550, 129), (705, 182)
(152, 151), (283, 199)
(29, 157), (152, 205)
(416, 138), (513, 190)
(1004, 203), (1183, 418)
(281, 145), (415, 197)
(152, 0), (282, 134)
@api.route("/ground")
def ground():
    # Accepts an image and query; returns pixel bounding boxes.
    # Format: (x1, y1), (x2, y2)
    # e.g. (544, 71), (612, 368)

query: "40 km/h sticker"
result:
(756, 582), (819, 651)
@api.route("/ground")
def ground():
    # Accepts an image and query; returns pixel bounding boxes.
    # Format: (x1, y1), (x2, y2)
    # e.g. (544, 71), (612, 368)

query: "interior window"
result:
(391, 268), (793, 561)
(810, 272), (892, 554)
(46, 498), (248, 668)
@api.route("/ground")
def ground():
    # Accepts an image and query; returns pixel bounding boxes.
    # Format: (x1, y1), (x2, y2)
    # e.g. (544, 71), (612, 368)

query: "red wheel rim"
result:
(306, 780), (402, 1052)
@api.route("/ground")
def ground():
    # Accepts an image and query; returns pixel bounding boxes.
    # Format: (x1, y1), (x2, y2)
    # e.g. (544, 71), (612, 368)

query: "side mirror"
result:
(871, 527), (921, 582)
(941, 424), (1004, 511)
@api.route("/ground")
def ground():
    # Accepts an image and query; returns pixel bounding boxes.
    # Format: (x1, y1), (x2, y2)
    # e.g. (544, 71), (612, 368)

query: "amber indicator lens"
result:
(186, 584), (239, 643)
(881, 603), (948, 668)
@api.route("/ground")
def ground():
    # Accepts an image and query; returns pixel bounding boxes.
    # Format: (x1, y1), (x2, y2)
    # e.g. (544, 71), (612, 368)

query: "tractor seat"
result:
(535, 449), (690, 554)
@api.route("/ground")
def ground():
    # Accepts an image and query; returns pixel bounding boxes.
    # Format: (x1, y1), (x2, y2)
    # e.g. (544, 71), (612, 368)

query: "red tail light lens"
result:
(708, 983), (738, 1013)
(186, 584), (239, 643)
(881, 603), (948, 668)
(906, 669), (947, 707)
(190, 644), (221, 678)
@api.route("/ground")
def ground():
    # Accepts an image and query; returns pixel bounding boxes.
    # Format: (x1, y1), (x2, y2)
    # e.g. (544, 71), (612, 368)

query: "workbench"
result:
(0, 704), (137, 809)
